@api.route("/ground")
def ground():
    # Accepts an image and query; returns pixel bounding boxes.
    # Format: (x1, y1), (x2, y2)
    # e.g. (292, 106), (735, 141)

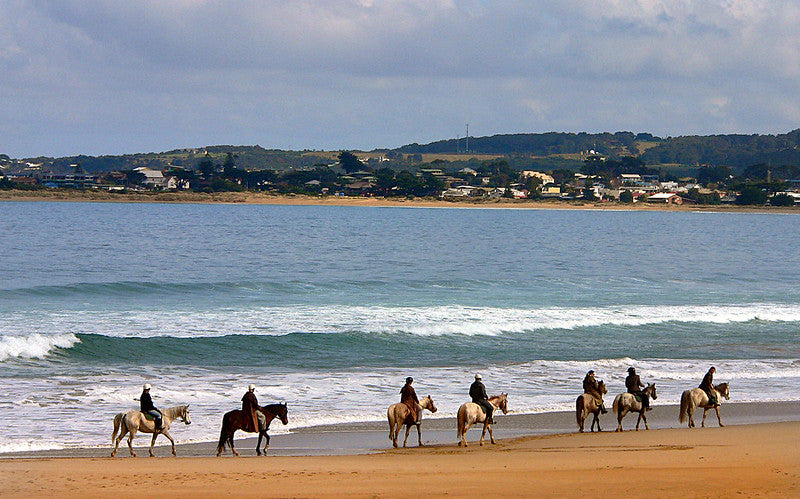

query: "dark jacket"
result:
(626, 374), (644, 394)
(400, 383), (419, 408)
(699, 370), (715, 392)
(242, 391), (260, 433)
(140, 391), (155, 412)
(470, 380), (488, 402)
(583, 375), (599, 394)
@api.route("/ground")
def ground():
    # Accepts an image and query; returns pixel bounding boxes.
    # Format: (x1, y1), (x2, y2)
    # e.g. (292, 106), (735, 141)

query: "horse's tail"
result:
(216, 412), (229, 453)
(456, 406), (465, 437)
(111, 412), (123, 444)
(575, 395), (584, 428)
(387, 406), (395, 441)
(679, 390), (690, 423)
(612, 394), (620, 415)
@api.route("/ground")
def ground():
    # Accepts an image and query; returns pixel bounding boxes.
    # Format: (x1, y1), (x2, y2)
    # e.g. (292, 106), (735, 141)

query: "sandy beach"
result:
(2, 188), (799, 213)
(2, 402), (799, 497)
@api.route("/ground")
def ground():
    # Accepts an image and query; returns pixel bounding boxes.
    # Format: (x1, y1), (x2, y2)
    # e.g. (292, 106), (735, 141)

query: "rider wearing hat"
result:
(699, 366), (719, 407)
(242, 384), (267, 433)
(583, 370), (608, 414)
(400, 377), (421, 424)
(470, 373), (494, 424)
(625, 367), (651, 410)
(137, 383), (163, 430)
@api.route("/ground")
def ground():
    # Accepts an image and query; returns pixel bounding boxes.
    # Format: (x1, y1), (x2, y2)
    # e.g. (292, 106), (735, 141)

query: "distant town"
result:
(2, 130), (800, 207)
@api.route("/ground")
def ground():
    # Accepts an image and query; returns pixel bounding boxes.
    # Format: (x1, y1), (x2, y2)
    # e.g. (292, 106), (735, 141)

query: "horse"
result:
(216, 402), (288, 456)
(456, 393), (509, 447)
(612, 383), (658, 432)
(576, 380), (607, 433)
(111, 404), (192, 457)
(679, 382), (730, 428)
(387, 395), (438, 448)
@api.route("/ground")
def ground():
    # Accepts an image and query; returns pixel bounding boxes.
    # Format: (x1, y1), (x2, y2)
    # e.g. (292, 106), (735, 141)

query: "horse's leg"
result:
(701, 407), (709, 428)
(263, 432), (270, 453)
(616, 410), (626, 432)
(715, 406), (724, 427)
(112, 425), (127, 457)
(635, 411), (642, 431)
(688, 404), (695, 428)
(161, 430), (176, 456)
(403, 425), (411, 448)
(416, 422), (423, 447)
(230, 431), (239, 457)
(392, 423), (400, 448)
(642, 411), (649, 430)
(461, 420), (474, 447)
(150, 431), (158, 457)
(128, 428), (137, 457)
(487, 422), (495, 444)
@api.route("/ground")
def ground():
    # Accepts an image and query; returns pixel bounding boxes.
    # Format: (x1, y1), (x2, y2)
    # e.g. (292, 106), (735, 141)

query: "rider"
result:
(699, 366), (719, 407)
(400, 377), (421, 425)
(137, 383), (163, 430)
(625, 367), (651, 411)
(470, 373), (494, 424)
(583, 370), (607, 414)
(242, 384), (267, 433)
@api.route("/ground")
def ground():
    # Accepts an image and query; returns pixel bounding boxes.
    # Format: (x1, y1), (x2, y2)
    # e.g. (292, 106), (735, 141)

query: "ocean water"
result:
(1, 201), (799, 453)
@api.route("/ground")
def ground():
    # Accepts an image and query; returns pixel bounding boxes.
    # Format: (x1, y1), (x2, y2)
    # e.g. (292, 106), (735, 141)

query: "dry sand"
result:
(2, 402), (799, 497)
(1, 421), (797, 497)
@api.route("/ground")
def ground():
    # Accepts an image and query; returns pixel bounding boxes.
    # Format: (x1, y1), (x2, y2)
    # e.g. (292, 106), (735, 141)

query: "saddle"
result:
(633, 394), (642, 403)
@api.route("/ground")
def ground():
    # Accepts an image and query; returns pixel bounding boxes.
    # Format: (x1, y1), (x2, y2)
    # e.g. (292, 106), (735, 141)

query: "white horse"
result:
(387, 395), (438, 448)
(612, 383), (657, 432)
(457, 393), (508, 447)
(111, 404), (192, 457)
(679, 382), (730, 428)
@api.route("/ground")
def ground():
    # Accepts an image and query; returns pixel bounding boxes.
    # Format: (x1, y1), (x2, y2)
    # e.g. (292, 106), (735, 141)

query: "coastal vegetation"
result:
(2, 130), (799, 207)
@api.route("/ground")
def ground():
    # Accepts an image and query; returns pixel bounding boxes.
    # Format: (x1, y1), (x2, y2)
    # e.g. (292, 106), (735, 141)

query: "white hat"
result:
(143, 383), (152, 390)
(475, 373), (482, 380)
(248, 384), (256, 391)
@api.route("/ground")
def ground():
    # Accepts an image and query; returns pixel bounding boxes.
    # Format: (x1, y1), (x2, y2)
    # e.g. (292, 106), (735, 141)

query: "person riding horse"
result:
(470, 373), (494, 424)
(625, 367), (651, 410)
(242, 384), (267, 433)
(699, 366), (719, 407)
(400, 377), (421, 425)
(583, 370), (607, 414)
(136, 383), (163, 430)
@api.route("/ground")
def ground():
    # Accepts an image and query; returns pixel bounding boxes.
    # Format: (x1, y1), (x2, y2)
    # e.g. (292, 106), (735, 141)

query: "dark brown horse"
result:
(216, 402), (288, 456)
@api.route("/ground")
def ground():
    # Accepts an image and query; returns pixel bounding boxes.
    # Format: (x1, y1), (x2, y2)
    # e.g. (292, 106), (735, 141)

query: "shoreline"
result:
(2, 418), (798, 497)
(5, 400), (799, 459)
(2, 189), (799, 213)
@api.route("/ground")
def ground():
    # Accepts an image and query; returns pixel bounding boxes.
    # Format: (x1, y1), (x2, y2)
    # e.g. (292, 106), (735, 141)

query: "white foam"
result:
(3, 303), (800, 338)
(0, 333), (80, 361)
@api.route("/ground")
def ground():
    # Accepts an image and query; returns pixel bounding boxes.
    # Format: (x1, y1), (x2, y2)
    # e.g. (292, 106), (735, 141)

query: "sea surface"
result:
(1, 201), (799, 453)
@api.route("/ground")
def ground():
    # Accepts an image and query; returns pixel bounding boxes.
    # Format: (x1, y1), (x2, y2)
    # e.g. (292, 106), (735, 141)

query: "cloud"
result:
(0, 1), (799, 157)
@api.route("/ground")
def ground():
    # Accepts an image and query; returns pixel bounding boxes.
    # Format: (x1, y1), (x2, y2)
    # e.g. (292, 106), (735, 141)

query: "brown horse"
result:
(612, 383), (658, 432)
(387, 395), (438, 448)
(576, 380), (607, 433)
(679, 382), (730, 428)
(216, 402), (288, 456)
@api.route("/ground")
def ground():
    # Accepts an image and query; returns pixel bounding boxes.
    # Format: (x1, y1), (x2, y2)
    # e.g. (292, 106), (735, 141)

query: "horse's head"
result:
(497, 393), (509, 414)
(181, 404), (192, 425)
(717, 382), (730, 400)
(422, 395), (437, 413)
(276, 402), (289, 425)
(646, 383), (658, 400)
(598, 380), (607, 395)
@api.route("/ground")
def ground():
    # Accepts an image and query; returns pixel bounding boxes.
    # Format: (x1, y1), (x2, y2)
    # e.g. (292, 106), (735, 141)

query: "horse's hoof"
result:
(719, 424), (725, 427)
(578, 429), (584, 433)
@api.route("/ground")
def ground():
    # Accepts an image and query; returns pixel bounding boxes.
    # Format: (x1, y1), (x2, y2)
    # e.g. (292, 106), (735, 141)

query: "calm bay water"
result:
(1, 201), (799, 452)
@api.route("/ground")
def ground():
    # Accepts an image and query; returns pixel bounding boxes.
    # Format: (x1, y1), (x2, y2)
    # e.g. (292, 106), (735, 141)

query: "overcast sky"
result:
(1, 0), (799, 157)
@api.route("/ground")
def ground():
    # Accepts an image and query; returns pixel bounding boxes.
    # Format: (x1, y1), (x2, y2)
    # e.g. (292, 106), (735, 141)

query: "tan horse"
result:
(387, 395), (438, 448)
(111, 404), (191, 457)
(612, 383), (657, 432)
(679, 382), (730, 428)
(457, 393), (509, 447)
(576, 380), (607, 433)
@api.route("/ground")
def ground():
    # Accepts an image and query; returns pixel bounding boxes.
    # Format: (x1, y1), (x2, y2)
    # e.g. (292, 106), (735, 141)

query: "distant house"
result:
(521, 171), (555, 184)
(646, 192), (684, 205)
(540, 185), (561, 198)
(441, 186), (475, 198)
(134, 167), (167, 189)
